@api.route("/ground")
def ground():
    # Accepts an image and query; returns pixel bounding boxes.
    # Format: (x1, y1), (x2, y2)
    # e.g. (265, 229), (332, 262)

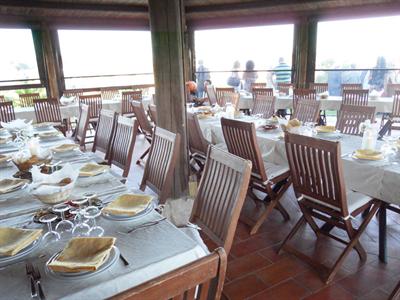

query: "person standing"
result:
(369, 56), (388, 92)
(242, 60), (258, 92)
(227, 61), (241, 90)
(196, 60), (210, 98)
(273, 57), (291, 85)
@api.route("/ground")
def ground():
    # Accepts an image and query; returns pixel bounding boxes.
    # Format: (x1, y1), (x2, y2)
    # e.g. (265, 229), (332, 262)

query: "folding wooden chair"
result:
(388, 90), (400, 135)
(0, 101), (16, 124)
(384, 83), (400, 97)
(147, 104), (157, 125)
(33, 98), (67, 135)
(293, 88), (316, 111)
(293, 99), (321, 124)
(79, 94), (102, 127)
(251, 82), (267, 91)
(140, 127), (180, 204)
(0, 96), (5, 103)
(277, 82), (292, 95)
(74, 104), (90, 149)
(341, 83), (362, 95)
(19, 93), (39, 107)
(389, 280), (400, 300)
(215, 87), (237, 107)
(309, 82), (328, 94)
(221, 118), (292, 235)
(121, 90), (142, 117)
(342, 89), (369, 106)
(251, 94), (275, 118)
(206, 84), (218, 106)
(63, 89), (83, 98)
(279, 132), (381, 284)
(131, 100), (153, 165)
(111, 248), (227, 300)
(92, 109), (117, 159)
(184, 145), (252, 254)
(336, 104), (376, 135)
(100, 87), (119, 101)
(108, 116), (138, 179)
(252, 87), (273, 101)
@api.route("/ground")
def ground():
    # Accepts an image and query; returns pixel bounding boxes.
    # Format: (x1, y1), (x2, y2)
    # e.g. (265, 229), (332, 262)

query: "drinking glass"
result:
(53, 203), (73, 236)
(71, 198), (90, 237)
(40, 214), (61, 243)
(84, 206), (104, 237)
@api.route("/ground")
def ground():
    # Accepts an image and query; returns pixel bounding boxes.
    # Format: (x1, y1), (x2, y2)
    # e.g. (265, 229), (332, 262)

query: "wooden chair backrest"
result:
(309, 83), (328, 94)
(206, 85), (218, 106)
(19, 93), (39, 108)
(0, 101), (15, 124)
(221, 117), (267, 182)
(336, 104), (376, 135)
(75, 104), (90, 146)
(277, 82), (292, 95)
(131, 100), (153, 136)
(121, 91), (142, 115)
(385, 83), (400, 97)
(341, 83), (362, 95)
(108, 116), (138, 178)
(0, 96), (5, 103)
(148, 104), (157, 125)
(293, 88), (316, 110)
(33, 98), (62, 123)
(252, 88), (273, 101)
(187, 112), (209, 156)
(191, 146), (252, 254)
(79, 94), (102, 119)
(100, 88), (119, 101)
(111, 248), (227, 300)
(215, 87), (235, 106)
(140, 127), (180, 204)
(293, 99), (321, 123)
(391, 90), (400, 118)
(285, 132), (349, 217)
(342, 89), (369, 106)
(251, 82), (266, 91)
(63, 90), (83, 98)
(219, 92), (240, 108)
(92, 109), (117, 156)
(252, 94), (275, 118)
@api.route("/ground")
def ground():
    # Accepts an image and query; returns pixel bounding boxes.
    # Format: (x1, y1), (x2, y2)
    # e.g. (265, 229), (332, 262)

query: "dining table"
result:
(0, 125), (207, 300)
(198, 114), (400, 262)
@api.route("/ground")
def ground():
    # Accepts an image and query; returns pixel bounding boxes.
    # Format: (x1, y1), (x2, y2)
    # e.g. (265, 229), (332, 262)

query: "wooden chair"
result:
(388, 90), (400, 134)
(336, 104), (376, 135)
(251, 94), (275, 118)
(206, 84), (218, 106)
(389, 281), (400, 300)
(252, 87), (273, 102)
(277, 82), (292, 95)
(100, 87), (119, 101)
(384, 83), (400, 97)
(131, 100), (154, 165)
(0, 96), (5, 103)
(187, 112), (210, 176)
(251, 82), (266, 90)
(186, 145), (252, 254)
(140, 127), (180, 204)
(0, 101), (15, 124)
(309, 83), (328, 94)
(148, 104), (157, 125)
(92, 109), (117, 159)
(33, 98), (67, 135)
(215, 87), (236, 107)
(293, 88), (316, 111)
(79, 94), (102, 125)
(74, 104), (90, 148)
(121, 90), (142, 117)
(280, 132), (380, 284)
(221, 118), (292, 235)
(293, 99), (321, 124)
(219, 92), (240, 109)
(19, 93), (39, 108)
(108, 116), (138, 178)
(342, 89), (369, 106)
(341, 83), (362, 95)
(63, 89), (83, 98)
(111, 248), (227, 300)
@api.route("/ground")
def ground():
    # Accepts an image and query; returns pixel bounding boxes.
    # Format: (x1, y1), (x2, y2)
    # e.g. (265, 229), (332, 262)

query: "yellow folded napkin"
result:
(51, 144), (79, 153)
(316, 125), (336, 133)
(103, 194), (153, 216)
(48, 237), (116, 273)
(39, 131), (60, 138)
(79, 163), (110, 177)
(0, 154), (10, 164)
(0, 179), (28, 194)
(0, 228), (42, 256)
(354, 149), (384, 161)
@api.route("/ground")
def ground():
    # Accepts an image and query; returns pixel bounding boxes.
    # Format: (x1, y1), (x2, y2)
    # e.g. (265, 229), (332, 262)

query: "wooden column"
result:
(148, 0), (189, 197)
(292, 17), (318, 88)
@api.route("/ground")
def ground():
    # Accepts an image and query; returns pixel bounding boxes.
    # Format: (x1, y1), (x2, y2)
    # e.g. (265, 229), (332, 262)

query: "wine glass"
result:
(84, 206), (104, 237)
(82, 192), (98, 206)
(40, 214), (61, 244)
(71, 198), (90, 237)
(53, 203), (73, 236)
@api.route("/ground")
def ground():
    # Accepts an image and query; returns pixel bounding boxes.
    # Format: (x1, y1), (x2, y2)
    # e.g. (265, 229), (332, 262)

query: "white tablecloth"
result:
(199, 116), (400, 205)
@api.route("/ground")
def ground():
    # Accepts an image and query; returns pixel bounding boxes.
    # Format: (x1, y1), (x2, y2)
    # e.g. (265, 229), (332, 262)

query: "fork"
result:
(25, 263), (37, 298)
(32, 265), (46, 300)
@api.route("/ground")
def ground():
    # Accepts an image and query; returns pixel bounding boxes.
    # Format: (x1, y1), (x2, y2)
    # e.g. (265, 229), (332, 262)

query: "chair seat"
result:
(180, 227), (210, 254)
(303, 189), (372, 215)
(252, 161), (289, 183)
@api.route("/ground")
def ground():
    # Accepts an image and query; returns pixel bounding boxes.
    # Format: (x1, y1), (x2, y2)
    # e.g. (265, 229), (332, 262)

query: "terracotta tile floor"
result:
(100, 132), (400, 300)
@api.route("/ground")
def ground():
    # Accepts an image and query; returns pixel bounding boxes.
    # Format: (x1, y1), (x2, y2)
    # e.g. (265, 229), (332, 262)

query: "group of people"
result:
(196, 58), (292, 96)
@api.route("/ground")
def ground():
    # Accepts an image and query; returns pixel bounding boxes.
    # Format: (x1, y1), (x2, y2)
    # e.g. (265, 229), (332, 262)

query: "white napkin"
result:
(60, 96), (76, 105)
(1, 119), (33, 132)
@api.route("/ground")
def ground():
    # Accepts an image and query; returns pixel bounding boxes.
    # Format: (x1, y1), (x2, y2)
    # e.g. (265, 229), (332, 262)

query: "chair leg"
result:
(389, 280), (400, 300)
(249, 198), (280, 235)
(278, 216), (306, 254)
(136, 146), (150, 165)
(275, 202), (290, 221)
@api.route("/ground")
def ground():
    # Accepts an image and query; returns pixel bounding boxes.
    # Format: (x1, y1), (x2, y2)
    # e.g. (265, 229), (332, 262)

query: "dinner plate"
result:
(0, 182), (28, 196)
(45, 246), (119, 280)
(102, 201), (156, 222)
(0, 238), (41, 267)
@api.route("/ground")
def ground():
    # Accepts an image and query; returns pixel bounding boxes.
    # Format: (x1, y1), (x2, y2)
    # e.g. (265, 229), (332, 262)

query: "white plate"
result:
(45, 246), (119, 280)
(102, 201), (156, 222)
(0, 238), (41, 267)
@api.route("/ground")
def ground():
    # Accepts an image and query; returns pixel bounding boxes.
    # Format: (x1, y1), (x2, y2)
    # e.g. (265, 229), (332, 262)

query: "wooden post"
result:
(148, 0), (189, 198)
(292, 17), (317, 88)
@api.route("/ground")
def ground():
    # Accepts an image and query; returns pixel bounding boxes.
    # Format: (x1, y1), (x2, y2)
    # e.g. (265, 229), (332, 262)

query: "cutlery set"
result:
(26, 262), (46, 299)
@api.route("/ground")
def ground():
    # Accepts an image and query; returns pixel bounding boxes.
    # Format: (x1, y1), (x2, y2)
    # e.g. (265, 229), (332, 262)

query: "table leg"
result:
(378, 203), (387, 263)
